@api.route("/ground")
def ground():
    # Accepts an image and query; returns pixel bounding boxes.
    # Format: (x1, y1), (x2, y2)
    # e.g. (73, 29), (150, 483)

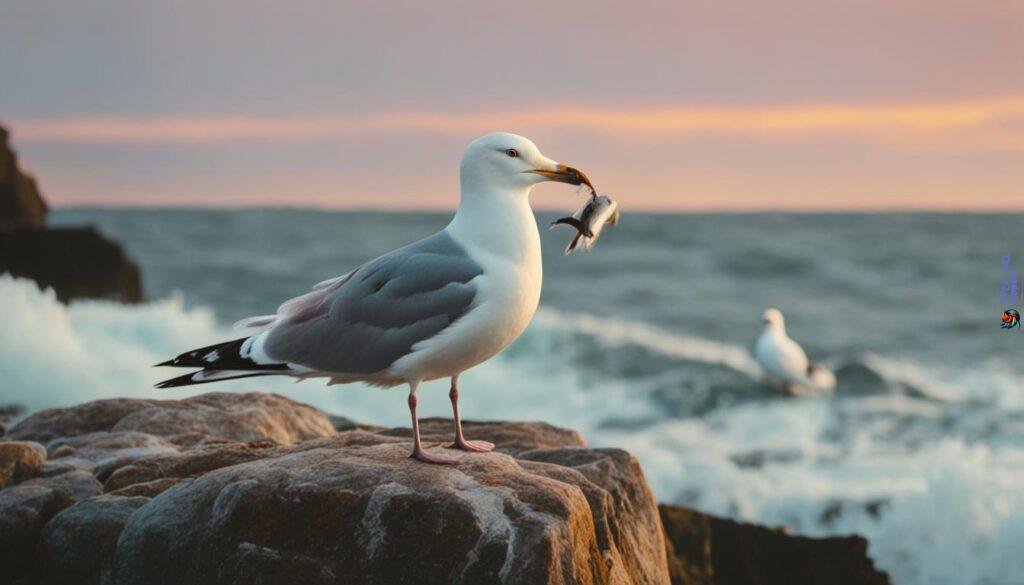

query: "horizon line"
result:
(50, 202), (1020, 215)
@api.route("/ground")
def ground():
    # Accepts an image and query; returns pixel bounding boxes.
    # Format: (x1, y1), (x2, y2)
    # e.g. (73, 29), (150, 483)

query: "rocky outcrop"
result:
(0, 227), (144, 303)
(659, 505), (890, 585)
(0, 441), (47, 487)
(0, 391), (890, 585)
(0, 124), (144, 303)
(0, 126), (47, 229)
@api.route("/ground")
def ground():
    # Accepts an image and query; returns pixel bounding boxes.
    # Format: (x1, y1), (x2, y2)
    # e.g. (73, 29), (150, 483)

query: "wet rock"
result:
(659, 504), (891, 585)
(113, 433), (668, 585)
(37, 495), (150, 585)
(0, 483), (76, 583)
(0, 440), (47, 487)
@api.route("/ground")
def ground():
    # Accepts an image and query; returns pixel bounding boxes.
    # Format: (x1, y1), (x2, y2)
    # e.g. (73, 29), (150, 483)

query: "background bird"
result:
(155, 132), (593, 464)
(754, 308), (836, 396)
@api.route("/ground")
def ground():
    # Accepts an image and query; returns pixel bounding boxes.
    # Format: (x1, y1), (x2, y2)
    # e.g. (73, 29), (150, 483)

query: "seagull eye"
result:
(505, 148), (519, 158)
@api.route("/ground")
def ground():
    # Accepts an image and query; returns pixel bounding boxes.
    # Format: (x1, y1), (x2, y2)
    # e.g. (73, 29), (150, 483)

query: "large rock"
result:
(0, 440), (47, 487)
(659, 504), (890, 585)
(37, 495), (150, 585)
(0, 227), (144, 303)
(0, 483), (76, 583)
(10, 393), (336, 447)
(8, 399), (165, 445)
(0, 126), (47, 229)
(113, 434), (669, 585)
(0, 392), (890, 585)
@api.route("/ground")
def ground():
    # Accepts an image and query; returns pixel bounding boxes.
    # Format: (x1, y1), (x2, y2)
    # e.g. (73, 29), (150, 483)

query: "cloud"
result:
(9, 95), (1024, 151)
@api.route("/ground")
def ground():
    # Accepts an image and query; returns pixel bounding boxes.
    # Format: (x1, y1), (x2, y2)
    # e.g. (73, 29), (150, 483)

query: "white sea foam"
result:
(3, 275), (1023, 585)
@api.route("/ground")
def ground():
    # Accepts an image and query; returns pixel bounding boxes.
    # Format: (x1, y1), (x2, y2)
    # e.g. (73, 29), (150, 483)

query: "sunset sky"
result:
(2, 1), (1022, 211)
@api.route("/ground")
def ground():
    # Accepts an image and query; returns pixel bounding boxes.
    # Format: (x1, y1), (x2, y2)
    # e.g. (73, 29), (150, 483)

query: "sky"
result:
(1, 1), (1022, 211)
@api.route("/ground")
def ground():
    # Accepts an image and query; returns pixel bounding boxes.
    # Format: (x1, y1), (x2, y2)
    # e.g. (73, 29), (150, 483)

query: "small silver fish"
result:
(551, 193), (620, 254)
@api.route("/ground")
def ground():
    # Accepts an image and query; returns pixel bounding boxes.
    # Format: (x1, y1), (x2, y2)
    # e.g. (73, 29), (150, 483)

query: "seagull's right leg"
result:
(407, 381), (458, 465)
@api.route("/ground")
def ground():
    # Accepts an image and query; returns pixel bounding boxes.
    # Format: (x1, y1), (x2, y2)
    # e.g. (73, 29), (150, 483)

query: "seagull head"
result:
(762, 308), (785, 329)
(460, 132), (593, 195)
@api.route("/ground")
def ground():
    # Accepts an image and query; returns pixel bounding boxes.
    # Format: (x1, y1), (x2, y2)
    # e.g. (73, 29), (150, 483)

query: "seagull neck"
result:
(447, 187), (539, 261)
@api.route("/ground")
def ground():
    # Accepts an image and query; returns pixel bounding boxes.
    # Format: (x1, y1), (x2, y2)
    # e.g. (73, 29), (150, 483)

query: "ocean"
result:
(4, 209), (1023, 585)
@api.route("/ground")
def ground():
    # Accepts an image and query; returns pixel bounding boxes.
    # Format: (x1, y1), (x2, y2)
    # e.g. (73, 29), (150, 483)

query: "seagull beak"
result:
(530, 164), (594, 193)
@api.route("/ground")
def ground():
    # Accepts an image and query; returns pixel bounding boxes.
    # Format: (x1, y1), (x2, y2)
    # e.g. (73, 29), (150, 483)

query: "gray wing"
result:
(262, 231), (483, 374)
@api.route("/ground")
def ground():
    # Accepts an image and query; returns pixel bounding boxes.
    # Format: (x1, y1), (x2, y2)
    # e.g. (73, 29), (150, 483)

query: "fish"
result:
(550, 193), (620, 254)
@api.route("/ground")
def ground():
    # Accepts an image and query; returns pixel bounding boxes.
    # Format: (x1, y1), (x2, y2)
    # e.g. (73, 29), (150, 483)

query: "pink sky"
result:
(2, 1), (1022, 211)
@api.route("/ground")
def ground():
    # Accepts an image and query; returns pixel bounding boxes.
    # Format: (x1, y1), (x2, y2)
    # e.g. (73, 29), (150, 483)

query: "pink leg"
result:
(407, 385), (458, 465)
(444, 376), (494, 453)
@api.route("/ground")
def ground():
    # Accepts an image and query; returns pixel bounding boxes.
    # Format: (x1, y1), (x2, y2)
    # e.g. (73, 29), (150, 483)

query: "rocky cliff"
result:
(0, 127), (47, 229)
(0, 125), (143, 303)
(0, 392), (890, 585)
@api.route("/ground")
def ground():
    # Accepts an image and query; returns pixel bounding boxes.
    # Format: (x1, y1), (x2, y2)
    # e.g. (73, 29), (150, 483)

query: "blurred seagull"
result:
(155, 132), (593, 464)
(754, 308), (836, 396)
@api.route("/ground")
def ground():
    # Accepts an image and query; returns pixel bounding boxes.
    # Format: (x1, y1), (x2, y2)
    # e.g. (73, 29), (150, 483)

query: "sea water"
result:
(3, 209), (1022, 585)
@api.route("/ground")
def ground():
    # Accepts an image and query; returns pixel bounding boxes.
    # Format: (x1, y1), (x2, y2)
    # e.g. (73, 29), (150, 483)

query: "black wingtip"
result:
(154, 372), (196, 389)
(154, 359), (175, 367)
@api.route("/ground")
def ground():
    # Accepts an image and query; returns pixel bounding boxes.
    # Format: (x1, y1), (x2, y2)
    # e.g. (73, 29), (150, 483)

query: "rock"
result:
(108, 477), (189, 498)
(9, 398), (164, 445)
(37, 495), (150, 585)
(383, 417), (587, 456)
(38, 457), (96, 478)
(520, 448), (669, 585)
(113, 431), (668, 585)
(104, 441), (282, 492)
(11, 392), (335, 448)
(109, 392), (336, 445)
(25, 470), (104, 501)
(659, 504), (891, 585)
(328, 414), (385, 433)
(0, 227), (144, 303)
(0, 126), (47, 229)
(0, 483), (76, 583)
(0, 440), (47, 487)
(47, 431), (180, 483)
(1, 392), (892, 585)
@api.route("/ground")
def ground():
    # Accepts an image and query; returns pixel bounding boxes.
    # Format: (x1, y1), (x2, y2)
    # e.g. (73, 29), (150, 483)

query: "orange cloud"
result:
(9, 95), (1024, 150)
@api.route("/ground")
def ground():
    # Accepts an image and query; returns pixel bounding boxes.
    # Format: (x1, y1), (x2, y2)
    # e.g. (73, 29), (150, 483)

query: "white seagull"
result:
(156, 132), (593, 464)
(754, 308), (836, 396)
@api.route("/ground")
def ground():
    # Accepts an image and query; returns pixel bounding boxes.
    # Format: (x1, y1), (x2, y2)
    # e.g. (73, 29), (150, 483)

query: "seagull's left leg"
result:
(444, 374), (494, 453)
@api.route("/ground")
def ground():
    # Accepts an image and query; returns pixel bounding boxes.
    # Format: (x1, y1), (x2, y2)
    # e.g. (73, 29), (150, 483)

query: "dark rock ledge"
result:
(0, 125), (143, 303)
(0, 391), (890, 585)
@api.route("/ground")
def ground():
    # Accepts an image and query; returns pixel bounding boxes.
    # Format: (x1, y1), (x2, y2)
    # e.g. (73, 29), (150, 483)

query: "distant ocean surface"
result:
(6, 209), (1023, 585)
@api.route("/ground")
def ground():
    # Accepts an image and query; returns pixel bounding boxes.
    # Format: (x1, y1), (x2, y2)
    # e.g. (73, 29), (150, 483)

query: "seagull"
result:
(754, 308), (836, 396)
(155, 132), (593, 464)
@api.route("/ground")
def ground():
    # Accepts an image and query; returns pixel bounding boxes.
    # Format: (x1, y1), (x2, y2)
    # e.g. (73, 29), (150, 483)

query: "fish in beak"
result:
(530, 164), (594, 193)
